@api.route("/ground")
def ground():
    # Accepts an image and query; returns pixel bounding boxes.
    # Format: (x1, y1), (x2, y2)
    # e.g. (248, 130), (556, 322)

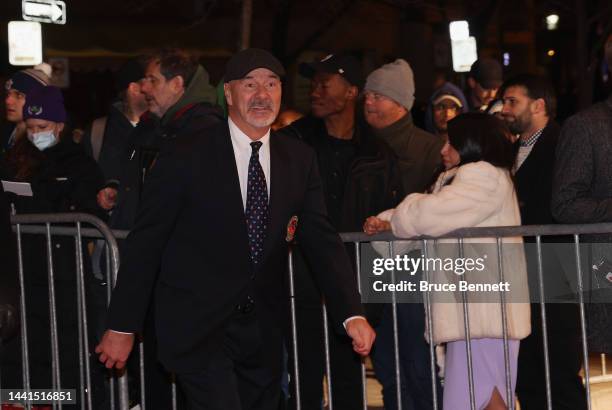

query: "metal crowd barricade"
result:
(4, 213), (129, 410)
(8, 214), (611, 410)
(287, 223), (612, 410)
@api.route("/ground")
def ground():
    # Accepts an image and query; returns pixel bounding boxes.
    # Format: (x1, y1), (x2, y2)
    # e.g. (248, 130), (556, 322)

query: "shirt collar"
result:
(519, 127), (544, 147)
(228, 117), (270, 151)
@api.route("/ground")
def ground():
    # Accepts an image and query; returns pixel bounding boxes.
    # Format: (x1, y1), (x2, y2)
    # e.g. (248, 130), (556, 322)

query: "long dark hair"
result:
(447, 112), (516, 172)
(3, 136), (44, 181)
(3, 123), (68, 181)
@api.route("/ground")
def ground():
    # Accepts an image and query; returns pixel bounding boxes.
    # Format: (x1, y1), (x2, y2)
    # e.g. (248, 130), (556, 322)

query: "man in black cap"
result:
(96, 48), (375, 410)
(466, 57), (503, 112)
(281, 53), (402, 409)
(82, 58), (149, 212)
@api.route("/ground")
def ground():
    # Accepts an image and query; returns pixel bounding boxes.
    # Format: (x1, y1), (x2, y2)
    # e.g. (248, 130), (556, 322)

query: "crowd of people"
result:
(0, 36), (611, 410)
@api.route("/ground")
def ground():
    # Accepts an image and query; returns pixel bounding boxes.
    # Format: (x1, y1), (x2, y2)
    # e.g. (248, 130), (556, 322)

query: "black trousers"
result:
(126, 305), (179, 410)
(176, 306), (283, 410)
(516, 304), (587, 410)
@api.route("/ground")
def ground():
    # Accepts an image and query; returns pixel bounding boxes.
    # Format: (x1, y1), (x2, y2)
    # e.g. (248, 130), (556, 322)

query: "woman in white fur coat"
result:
(364, 113), (531, 410)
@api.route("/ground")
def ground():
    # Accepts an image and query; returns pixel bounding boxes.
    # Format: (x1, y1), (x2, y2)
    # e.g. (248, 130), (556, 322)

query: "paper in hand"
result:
(1, 180), (33, 197)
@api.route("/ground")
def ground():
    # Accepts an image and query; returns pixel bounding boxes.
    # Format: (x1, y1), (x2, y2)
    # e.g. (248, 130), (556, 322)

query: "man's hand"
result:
(95, 330), (135, 369)
(97, 187), (118, 211)
(345, 318), (376, 356)
(363, 216), (391, 235)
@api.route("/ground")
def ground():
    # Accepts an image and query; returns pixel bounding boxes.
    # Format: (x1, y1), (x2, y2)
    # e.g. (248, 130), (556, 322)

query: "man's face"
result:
(140, 61), (183, 117)
(224, 68), (281, 136)
(5, 89), (26, 123)
(309, 72), (354, 119)
(363, 91), (405, 129)
(472, 81), (498, 108)
(501, 85), (534, 135)
(432, 99), (461, 134)
(128, 81), (149, 113)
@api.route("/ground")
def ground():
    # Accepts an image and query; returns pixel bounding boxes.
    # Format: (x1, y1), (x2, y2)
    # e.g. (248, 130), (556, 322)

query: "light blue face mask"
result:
(28, 130), (58, 151)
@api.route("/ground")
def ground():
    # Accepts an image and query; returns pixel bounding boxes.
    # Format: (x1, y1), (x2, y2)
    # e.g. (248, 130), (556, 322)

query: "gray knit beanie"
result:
(364, 59), (415, 111)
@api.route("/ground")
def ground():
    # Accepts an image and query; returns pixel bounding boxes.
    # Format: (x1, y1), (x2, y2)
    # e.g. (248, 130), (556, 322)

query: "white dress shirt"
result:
(228, 117), (271, 209)
(513, 127), (544, 173)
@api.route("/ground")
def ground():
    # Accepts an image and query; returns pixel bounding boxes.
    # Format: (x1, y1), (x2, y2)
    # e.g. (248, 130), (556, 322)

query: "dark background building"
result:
(1, 0), (610, 127)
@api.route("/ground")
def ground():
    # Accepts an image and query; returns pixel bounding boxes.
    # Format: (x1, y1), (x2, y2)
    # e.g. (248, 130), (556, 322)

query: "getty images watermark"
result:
(371, 254), (511, 293)
(359, 242), (609, 304)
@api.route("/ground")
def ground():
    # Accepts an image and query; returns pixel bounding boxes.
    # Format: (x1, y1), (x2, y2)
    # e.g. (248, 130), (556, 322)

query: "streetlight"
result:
(546, 14), (559, 30)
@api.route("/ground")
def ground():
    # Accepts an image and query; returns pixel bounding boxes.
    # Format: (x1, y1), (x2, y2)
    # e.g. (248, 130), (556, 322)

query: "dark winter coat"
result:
(371, 113), (443, 196)
(283, 115), (403, 232)
(0, 138), (105, 391)
(81, 101), (137, 187)
(552, 94), (612, 353)
(110, 66), (224, 231)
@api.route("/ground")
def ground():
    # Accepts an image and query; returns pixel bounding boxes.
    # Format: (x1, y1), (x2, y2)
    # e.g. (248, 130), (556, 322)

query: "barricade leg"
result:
(15, 223), (32, 410)
(353, 242), (368, 410)
(105, 246), (116, 410)
(534, 236), (553, 410)
(45, 223), (62, 410)
(422, 240), (439, 410)
(387, 241), (402, 410)
(75, 222), (94, 409)
(321, 303), (333, 409)
(573, 235), (592, 410)
(495, 238), (514, 410)
(458, 238), (476, 410)
(288, 248), (302, 410)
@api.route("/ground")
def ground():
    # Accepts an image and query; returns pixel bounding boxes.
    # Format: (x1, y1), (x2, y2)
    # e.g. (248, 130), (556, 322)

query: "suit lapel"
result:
(516, 124), (555, 182)
(260, 132), (288, 266)
(213, 123), (251, 254)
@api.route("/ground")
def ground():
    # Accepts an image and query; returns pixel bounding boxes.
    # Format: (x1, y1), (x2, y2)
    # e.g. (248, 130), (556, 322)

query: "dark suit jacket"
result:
(515, 121), (576, 306)
(552, 95), (612, 226)
(515, 121), (560, 226)
(106, 121), (364, 373)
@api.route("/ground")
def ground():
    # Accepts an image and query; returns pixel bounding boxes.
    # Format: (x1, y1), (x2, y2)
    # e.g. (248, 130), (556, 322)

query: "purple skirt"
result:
(443, 338), (520, 410)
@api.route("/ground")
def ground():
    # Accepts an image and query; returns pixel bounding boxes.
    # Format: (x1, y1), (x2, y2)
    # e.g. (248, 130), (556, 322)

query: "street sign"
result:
(451, 37), (478, 73)
(22, 0), (66, 25)
(8, 21), (43, 66)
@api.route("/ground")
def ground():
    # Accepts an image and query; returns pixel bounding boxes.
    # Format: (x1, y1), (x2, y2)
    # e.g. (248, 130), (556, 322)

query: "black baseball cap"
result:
(116, 58), (145, 91)
(469, 57), (503, 89)
(224, 48), (285, 82)
(299, 53), (364, 89)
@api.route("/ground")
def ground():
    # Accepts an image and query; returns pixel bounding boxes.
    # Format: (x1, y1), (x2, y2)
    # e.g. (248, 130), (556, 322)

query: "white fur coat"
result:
(377, 161), (531, 344)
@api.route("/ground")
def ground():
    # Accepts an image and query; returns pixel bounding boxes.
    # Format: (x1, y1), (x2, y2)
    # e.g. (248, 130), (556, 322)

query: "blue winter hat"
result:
(5, 66), (50, 95)
(23, 86), (66, 123)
